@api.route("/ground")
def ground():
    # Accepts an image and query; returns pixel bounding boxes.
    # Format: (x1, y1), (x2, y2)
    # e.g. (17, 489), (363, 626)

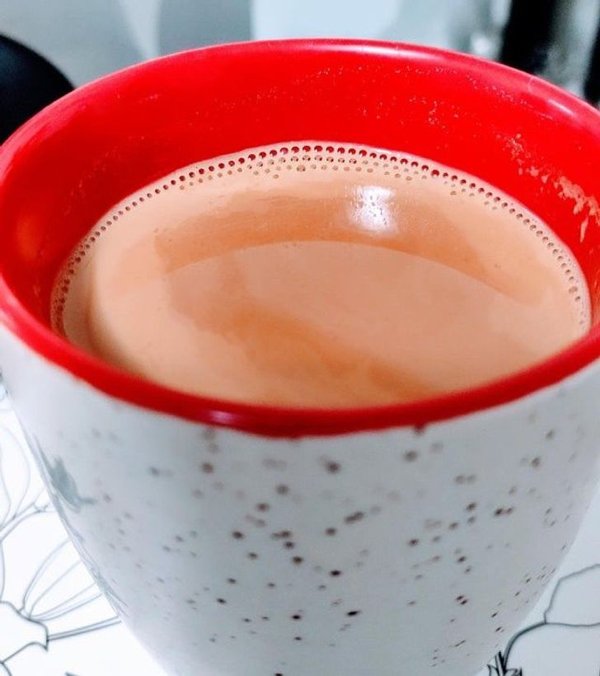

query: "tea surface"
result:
(52, 143), (590, 407)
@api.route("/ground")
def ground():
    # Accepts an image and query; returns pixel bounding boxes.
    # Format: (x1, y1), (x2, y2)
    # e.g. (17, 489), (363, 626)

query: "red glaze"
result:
(0, 39), (599, 436)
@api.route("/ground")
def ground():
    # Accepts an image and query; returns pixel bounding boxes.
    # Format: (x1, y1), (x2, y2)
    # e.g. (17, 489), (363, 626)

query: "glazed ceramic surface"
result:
(2, 328), (600, 675)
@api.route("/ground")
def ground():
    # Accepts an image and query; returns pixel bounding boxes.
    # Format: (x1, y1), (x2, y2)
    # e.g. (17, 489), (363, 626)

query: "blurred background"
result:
(0, 0), (599, 141)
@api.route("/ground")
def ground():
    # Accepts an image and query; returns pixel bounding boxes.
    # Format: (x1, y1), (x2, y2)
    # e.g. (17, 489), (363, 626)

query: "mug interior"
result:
(0, 39), (599, 434)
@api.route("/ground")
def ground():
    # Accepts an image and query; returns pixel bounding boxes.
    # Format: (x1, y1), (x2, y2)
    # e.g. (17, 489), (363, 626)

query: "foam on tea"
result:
(52, 143), (590, 407)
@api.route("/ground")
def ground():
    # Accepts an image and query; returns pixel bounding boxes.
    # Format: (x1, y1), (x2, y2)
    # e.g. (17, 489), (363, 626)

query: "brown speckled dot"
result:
(217, 598), (226, 604)
(454, 474), (476, 485)
(531, 457), (542, 468)
(404, 450), (419, 462)
(324, 460), (341, 473)
(325, 527), (337, 536)
(330, 570), (342, 577)
(408, 538), (420, 547)
(276, 484), (290, 495)
(232, 531), (244, 540)
(248, 552), (258, 560)
(201, 462), (214, 473)
(344, 511), (365, 524)
(292, 556), (303, 565)
(256, 502), (270, 512)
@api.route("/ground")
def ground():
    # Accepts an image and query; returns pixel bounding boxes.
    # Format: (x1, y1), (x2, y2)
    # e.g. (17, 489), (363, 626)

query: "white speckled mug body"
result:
(2, 329), (600, 676)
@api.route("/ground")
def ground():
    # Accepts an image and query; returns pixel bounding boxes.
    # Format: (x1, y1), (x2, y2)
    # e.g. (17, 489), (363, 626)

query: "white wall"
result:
(0, 0), (502, 85)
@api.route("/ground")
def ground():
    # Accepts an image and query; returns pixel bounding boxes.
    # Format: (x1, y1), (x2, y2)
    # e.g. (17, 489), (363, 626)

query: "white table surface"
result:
(0, 384), (598, 676)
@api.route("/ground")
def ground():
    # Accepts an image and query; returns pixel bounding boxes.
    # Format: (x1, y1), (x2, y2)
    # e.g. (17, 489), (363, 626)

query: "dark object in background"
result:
(500, 0), (561, 74)
(584, 19), (600, 103)
(0, 34), (73, 143)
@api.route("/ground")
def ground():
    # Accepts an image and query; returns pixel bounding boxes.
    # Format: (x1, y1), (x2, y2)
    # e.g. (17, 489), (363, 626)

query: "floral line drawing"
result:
(488, 651), (523, 676)
(0, 381), (120, 676)
(489, 564), (600, 675)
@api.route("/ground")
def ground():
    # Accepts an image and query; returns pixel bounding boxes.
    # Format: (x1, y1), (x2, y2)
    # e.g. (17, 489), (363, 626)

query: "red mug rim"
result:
(1, 38), (600, 437)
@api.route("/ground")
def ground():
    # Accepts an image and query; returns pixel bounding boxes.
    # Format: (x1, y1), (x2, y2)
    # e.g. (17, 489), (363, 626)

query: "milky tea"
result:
(52, 143), (590, 408)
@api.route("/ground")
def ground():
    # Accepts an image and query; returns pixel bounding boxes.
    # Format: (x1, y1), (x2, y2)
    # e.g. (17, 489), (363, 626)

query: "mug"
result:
(0, 40), (599, 676)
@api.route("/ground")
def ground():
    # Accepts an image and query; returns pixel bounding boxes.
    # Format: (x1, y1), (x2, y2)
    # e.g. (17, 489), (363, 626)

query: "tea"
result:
(52, 143), (589, 407)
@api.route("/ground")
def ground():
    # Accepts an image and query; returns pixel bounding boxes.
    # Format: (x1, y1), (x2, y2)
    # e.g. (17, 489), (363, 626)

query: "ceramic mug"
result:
(0, 40), (599, 676)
